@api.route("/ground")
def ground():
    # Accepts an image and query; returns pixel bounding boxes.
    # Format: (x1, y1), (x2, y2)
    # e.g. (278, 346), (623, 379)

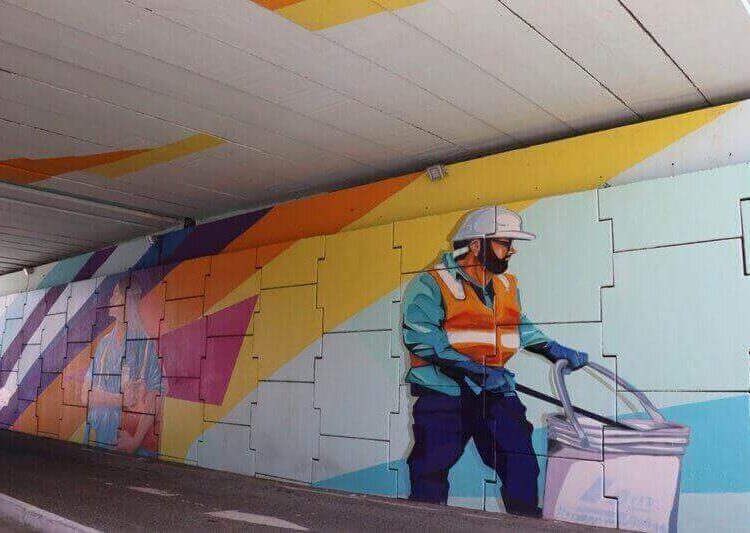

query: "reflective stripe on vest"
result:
(409, 263), (521, 369)
(446, 329), (495, 346)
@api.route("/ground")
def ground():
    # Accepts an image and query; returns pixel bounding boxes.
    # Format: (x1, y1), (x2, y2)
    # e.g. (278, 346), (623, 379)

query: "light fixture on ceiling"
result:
(426, 164), (447, 181)
(22, 266), (34, 276)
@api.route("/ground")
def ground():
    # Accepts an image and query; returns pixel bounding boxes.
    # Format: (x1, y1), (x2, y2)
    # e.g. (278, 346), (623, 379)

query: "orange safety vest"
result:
(410, 264), (521, 369)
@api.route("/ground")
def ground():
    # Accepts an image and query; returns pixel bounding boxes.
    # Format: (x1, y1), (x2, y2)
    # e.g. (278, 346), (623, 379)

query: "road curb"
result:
(0, 493), (102, 533)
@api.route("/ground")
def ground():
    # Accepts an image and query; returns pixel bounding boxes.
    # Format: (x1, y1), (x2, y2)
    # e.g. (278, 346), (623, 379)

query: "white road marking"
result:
(0, 492), (102, 533)
(206, 510), (309, 531)
(270, 484), (438, 512)
(128, 486), (178, 497)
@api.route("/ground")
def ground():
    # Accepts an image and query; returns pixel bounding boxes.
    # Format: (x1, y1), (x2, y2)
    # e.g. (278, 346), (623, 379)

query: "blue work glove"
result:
(547, 342), (588, 371)
(483, 367), (516, 394)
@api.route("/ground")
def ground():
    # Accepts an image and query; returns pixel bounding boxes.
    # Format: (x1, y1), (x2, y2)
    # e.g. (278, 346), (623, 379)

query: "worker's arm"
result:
(80, 363), (92, 405)
(117, 341), (160, 453)
(89, 384), (123, 408)
(402, 273), (514, 392)
(117, 391), (156, 453)
(520, 312), (588, 370)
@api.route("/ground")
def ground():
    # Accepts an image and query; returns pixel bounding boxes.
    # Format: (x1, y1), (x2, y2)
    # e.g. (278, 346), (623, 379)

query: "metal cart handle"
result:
(553, 360), (667, 446)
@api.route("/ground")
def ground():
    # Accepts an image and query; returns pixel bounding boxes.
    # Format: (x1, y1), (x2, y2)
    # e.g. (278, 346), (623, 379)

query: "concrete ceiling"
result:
(1, 0), (750, 274)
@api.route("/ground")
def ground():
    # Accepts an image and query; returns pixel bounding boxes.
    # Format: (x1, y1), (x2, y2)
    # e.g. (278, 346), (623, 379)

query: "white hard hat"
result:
(452, 206), (536, 242)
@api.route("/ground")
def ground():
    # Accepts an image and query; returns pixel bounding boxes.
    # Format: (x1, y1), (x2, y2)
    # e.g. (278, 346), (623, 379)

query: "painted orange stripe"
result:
(12, 402), (37, 435)
(0, 149), (148, 185)
(204, 248), (258, 311)
(253, 0), (305, 9)
(224, 172), (419, 253)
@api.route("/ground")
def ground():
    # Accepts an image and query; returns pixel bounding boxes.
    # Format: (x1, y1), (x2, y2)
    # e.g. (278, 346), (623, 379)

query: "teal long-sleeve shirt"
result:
(402, 251), (552, 396)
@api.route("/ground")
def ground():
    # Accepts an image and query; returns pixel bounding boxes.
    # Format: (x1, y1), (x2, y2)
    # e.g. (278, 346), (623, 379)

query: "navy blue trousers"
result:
(407, 385), (540, 515)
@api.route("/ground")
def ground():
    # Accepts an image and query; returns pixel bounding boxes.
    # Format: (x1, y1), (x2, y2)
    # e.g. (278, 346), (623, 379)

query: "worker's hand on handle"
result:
(547, 342), (588, 372)
(483, 367), (516, 394)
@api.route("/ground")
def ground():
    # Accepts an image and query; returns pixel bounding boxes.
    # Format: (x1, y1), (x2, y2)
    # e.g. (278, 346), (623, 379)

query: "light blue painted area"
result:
(677, 492), (750, 533)
(4, 292), (26, 319)
(7, 236), (161, 294)
(198, 423), (253, 476)
(511, 190), (612, 323)
(96, 238), (153, 278)
(316, 331), (397, 440)
(446, 439), (496, 498)
(33, 253), (93, 289)
(330, 288), (400, 334)
(316, 460), (396, 497)
(0, 271), (28, 297)
(600, 164), (750, 251)
(742, 199), (750, 275)
(603, 239), (750, 391)
(314, 396), (749, 499)
(622, 394), (750, 493)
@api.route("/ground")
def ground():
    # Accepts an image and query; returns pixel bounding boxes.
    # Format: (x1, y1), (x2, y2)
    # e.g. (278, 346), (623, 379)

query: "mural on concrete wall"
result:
(1, 101), (750, 532)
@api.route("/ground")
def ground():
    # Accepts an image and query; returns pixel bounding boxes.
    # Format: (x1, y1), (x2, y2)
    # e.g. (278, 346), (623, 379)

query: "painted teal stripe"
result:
(34, 253), (93, 289)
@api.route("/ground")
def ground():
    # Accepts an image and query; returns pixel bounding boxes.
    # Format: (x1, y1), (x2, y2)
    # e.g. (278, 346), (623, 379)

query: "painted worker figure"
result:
(402, 206), (588, 516)
(84, 278), (160, 454)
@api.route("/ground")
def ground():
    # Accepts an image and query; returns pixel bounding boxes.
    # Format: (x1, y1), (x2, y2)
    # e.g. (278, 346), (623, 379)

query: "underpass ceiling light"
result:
(426, 164), (447, 181)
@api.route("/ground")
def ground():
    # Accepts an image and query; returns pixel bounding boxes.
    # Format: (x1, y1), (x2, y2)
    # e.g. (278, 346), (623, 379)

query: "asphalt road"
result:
(0, 430), (606, 532)
(0, 517), (30, 533)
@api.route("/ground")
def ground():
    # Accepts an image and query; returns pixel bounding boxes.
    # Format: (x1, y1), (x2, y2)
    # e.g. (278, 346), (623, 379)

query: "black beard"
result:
(480, 241), (509, 275)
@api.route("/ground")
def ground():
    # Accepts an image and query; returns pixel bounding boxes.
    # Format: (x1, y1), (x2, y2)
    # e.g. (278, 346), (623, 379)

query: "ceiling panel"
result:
(502, 0), (708, 118)
(0, 0), (748, 275)
(622, 0), (750, 104)
(375, 0), (638, 133)
(2, 0), (458, 163)
(0, 2), (388, 174)
(125, 0), (504, 151)
(321, 9), (573, 145)
(0, 197), (155, 246)
(39, 175), (210, 218)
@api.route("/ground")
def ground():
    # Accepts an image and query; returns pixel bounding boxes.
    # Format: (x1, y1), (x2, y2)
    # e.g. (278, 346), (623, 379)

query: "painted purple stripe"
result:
(3, 246), (113, 369)
(161, 208), (270, 264)
(0, 207), (267, 426)
(74, 246), (116, 281)
(0, 285), (63, 372)
(136, 208), (270, 294)
(0, 249), (114, 424)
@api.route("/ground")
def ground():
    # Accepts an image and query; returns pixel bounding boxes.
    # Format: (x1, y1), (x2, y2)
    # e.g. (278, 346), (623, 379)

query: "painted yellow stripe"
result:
(88, 134), (224, 178)
(348, 103), (737, 230)
(173, 103), (735, 459)
(278, 0), (383, 31)
(276, 0), (426, 30)
(256, 0), (306, 9)
(375, 0), (427, 9)
(203, 336), (257, 423)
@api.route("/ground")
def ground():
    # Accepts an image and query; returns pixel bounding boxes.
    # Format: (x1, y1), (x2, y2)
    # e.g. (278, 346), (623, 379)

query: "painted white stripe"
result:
(128, 486), (178, 497)
(0, 372), (18, 409)
(499, 332), (520, 349)
(436, 267), (465, 300)
(0, 492), (102, 533)
(446, 330), (495, 345)
(206, 510), (308, 531)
